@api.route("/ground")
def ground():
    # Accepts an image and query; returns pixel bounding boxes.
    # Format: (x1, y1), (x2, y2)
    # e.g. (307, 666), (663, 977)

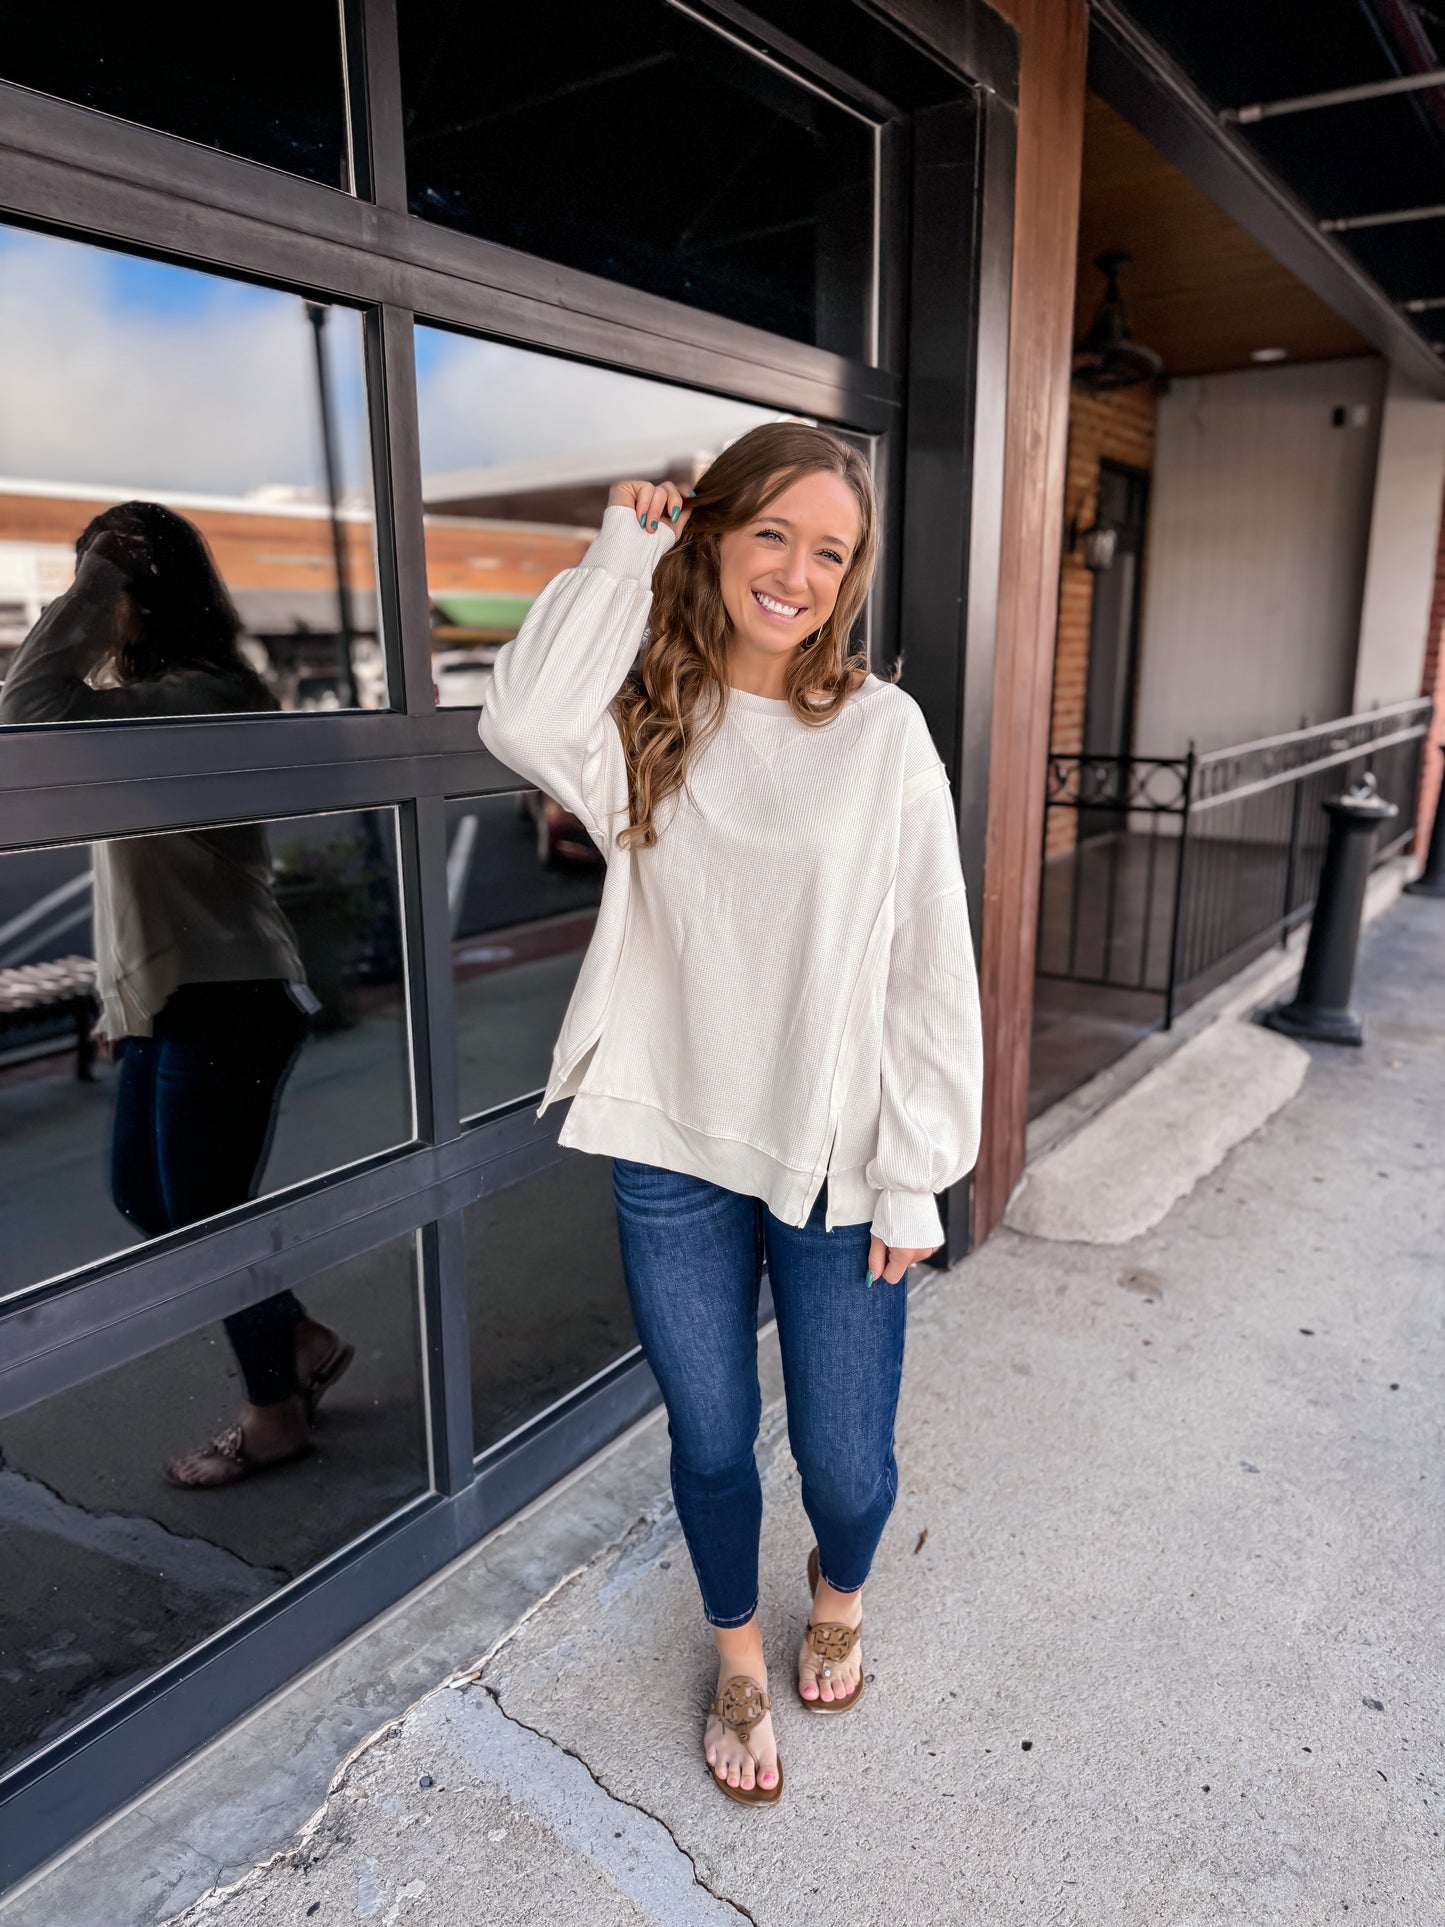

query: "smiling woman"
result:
(608, 426), (879, 850)
(477, 421), (982, 1803)
(714, 475), (865, 678)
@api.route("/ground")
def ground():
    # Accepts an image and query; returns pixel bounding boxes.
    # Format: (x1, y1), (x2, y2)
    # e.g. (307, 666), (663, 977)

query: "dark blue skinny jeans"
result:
(111, 980), (308, 1406)
(612, 1158), (908, 1628)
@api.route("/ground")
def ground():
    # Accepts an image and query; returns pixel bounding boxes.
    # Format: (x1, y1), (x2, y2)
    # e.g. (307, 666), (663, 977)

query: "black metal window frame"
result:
(0, 0), (1017, 1880)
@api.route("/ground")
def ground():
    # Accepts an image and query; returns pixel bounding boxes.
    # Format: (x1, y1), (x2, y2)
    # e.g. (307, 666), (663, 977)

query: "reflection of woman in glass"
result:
(0, 503), (354, 1486)
(480, 424), (983, 1805)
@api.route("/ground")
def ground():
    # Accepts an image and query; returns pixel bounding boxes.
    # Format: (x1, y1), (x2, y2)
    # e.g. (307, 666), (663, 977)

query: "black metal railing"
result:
(1037, 698), (1432, 1027)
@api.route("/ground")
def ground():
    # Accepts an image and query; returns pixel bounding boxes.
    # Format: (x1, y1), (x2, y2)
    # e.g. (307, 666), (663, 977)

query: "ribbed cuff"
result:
(869, 1188), (944, 1252)
(581, 502), (679, 581)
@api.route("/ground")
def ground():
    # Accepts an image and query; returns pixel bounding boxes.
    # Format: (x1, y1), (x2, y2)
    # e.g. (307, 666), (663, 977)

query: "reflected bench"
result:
(0, 957), (98, 1081)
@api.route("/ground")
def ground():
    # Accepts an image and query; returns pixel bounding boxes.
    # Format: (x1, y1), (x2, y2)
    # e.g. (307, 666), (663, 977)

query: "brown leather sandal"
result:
(163, 1421), (313, 1490)
(706, 1675), (784, 1806)
(798, 1545), (866, 1714)
(302, 1337), (356, 1421)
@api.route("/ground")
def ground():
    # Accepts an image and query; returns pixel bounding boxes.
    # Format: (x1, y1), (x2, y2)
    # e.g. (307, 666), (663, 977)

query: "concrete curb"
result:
(1024, 853), (1411, 1169)
(1007, 857), (1412, 1245)
(1004, 1016), (1309, 1243)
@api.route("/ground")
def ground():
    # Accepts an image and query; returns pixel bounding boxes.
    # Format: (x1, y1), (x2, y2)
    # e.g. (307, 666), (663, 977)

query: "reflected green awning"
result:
(431, 593), (535, 629)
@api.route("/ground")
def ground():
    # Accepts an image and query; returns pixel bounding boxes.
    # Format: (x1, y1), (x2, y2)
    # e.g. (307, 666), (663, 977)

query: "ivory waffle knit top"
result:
(477, 505), (983, 1249)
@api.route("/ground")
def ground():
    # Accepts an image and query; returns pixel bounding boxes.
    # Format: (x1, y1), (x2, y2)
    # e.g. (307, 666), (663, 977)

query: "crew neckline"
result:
(726, 673), (881, 713)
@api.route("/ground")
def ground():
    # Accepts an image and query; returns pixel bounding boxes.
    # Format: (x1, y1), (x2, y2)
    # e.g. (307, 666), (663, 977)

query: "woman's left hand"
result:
(868, 1235), (937, 1284)
(77, 507), (151, 580)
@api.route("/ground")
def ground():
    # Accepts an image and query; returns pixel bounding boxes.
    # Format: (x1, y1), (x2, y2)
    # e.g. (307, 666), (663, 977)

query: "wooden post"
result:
(973, 0), (1090, 1240)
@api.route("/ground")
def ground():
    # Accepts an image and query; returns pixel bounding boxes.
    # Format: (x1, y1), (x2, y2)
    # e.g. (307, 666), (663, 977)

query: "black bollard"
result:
(1404, 741), (1445, 899)
(1257, 774), (1398, 1047)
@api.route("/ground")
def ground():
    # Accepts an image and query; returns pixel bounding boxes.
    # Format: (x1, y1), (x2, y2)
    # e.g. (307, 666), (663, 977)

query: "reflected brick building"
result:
(0, 479), (593, 708)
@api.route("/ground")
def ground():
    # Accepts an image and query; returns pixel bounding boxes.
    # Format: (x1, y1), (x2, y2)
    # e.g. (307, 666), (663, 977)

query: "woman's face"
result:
(715, 469), (862, 663)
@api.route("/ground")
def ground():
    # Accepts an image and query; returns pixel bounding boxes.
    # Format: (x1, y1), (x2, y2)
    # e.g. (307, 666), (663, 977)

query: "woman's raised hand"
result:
(76, 506), (152, 580)
(608, 478), (692, 538)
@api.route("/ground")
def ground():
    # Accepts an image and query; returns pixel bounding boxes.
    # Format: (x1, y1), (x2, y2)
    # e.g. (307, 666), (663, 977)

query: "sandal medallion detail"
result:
(798, 1545), (866, 1713)
(706, 1674), (784, 1806)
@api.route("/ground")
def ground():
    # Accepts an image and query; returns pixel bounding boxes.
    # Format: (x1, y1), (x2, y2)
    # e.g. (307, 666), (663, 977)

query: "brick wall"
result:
(1045, 380), (1158, 856)
(0, 490), (589, 600)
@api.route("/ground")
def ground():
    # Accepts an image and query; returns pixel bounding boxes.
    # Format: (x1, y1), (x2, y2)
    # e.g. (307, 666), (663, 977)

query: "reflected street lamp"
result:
(304, 300), (361, 709)
(303, 301), (401, 982)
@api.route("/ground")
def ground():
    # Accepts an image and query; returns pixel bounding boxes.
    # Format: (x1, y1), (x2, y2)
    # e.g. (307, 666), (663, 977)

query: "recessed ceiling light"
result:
(1250, 347), (1288, 362)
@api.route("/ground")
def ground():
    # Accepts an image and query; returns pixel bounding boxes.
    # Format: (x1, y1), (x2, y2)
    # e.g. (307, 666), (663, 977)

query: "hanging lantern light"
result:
(1080, 523), (1119, 571)
(1072, 251), (1163, 392)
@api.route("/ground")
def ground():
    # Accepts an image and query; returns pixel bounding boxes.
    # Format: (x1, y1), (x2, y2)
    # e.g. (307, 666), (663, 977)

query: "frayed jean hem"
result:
(703, 1596), (760, 1629)
(816, 1565), (866, 1595)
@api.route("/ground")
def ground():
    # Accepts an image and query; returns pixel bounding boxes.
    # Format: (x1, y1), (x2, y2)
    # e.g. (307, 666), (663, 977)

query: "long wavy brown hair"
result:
(611, 422), (880, 850)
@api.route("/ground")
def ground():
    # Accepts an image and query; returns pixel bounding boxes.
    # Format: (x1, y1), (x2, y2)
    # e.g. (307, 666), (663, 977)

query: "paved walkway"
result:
(42, 894), (1445, 1924)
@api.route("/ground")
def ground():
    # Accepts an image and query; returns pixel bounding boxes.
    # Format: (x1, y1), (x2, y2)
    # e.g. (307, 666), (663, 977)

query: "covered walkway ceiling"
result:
(1093, 0), (1445, 393)
(1077, 94), (1374, 377)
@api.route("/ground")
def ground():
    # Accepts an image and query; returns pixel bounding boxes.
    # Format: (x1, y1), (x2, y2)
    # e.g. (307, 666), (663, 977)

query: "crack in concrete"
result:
(444, 1544), (601, 1683)
(156, 1722), (409, 1921)
(480, 1685), (760, 1927)
(155, 1511), (687, 1923)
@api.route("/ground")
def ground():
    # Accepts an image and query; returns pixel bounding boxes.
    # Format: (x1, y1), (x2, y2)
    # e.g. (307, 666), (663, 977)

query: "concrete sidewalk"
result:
(22, 893), (1445, 1925)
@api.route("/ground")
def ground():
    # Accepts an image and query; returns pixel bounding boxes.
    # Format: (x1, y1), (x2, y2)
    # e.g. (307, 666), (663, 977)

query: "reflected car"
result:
(294, 676), (345, 711)
(519, 790), (603, 869)
(434, 647), (496, 709)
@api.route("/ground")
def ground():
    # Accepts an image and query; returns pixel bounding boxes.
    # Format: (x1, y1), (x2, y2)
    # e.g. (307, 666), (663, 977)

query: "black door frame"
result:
(0, 0), (1017, 1882)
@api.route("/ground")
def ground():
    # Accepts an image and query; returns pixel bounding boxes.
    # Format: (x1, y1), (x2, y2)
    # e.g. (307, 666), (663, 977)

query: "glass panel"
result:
(0, 809), (410, 1301)
(414, 326), (787, 708)
(401, 0), (876, 356)
(0, 1236), (428, 1779)
(0, 1), (349, 188)
(467, 1155), (636, 1456)
(448, 794), (603, 1121)
(0, 225), (384, 721)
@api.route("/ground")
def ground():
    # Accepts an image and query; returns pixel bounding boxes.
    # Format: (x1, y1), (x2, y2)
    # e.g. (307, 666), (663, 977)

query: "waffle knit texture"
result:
(478, 505), (984, 1249)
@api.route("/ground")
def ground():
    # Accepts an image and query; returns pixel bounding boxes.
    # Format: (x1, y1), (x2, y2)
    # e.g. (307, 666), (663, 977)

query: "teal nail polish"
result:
(865, 1269), (875, 1287)
(687, 488), (696, 497)
(649, 519), (657, 530)
(670, 504), (680, 521)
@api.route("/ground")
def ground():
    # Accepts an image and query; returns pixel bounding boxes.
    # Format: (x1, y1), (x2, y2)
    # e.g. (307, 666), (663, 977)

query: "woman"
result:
(479, 422), (982, 1806)
(0, 502), (354, 1487)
